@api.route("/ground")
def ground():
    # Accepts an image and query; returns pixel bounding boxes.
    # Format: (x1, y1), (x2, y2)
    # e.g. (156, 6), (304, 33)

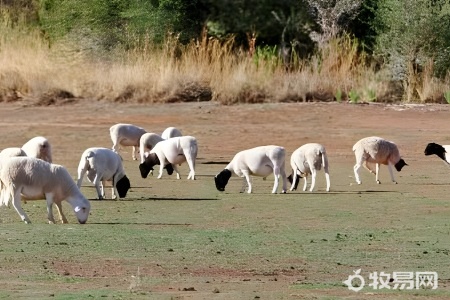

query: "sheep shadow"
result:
(88, 222), (193, 226)
(88, 197), (219, 201)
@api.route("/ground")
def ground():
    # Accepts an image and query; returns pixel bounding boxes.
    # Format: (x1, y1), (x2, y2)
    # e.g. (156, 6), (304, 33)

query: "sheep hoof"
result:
(24, 220), (31, 224)
(376, 180), (381, 184)
(393, 181), (398, 184)
(281, 190), (287, 194)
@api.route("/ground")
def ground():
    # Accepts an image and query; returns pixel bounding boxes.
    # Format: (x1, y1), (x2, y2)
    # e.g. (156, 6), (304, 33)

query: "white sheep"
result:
(424, 142), (450, 164)
(214, 145), (288, 194)
(0, 157), (90, 224)
(353, 136), (408, 184)
(288, 143), (330, 192)
(21, 136), (52, 163)
(77, 147), (131, 200)
(139, 133), (164, 164)
(139, 136), (197, 180)
(0, 147), (27, 160)
(110, 123), (147, 160)
(161, 127), (182, 140)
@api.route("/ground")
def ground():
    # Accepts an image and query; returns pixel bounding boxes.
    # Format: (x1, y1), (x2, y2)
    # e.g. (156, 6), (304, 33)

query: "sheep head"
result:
(139, 153), (159, 178)
(424, 142), (446, 161)
(214, 169), (232, 191)
(287, 173), (301, 190)
(73, 200), (91, 224)
(395, 159), (408, 171)
(116, 175), (131, 198)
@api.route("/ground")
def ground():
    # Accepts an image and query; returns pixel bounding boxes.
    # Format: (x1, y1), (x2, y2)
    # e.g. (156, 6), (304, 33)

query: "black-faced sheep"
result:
(214, 145), (287, 194)
(353, 136), (407, 184)
(288, 143), (330, 192)
(77, 147), (131, 200)
(139, 136), (197, 180)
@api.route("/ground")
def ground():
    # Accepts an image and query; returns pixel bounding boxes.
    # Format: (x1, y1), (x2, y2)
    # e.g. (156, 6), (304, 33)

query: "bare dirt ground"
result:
(1, 100), (450, 299)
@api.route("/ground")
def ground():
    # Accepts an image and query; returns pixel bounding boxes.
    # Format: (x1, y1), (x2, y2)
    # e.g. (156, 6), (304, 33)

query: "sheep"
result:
(424, 142), (450, 164)
(139, 136), (197, 180)
(353, 136), (408, 184)
(110, 123), (147, 160)
(161, 127), (182, 140)
(288, 143), (330, 192)
(0, 157), (90, 224)
(21, 136), (52, 163)
(0, 147), (27, 160)
(214, 145), (288, 194)
(139, 133), (164, 164)
(77, 147), (131, 200)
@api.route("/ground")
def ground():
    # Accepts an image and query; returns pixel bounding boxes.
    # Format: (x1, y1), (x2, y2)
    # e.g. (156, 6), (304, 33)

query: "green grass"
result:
(1, 164), (450, 299)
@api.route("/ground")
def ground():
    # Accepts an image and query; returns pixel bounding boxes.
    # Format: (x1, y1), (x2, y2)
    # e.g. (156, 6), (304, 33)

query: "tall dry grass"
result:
(1, 11), (449, 105)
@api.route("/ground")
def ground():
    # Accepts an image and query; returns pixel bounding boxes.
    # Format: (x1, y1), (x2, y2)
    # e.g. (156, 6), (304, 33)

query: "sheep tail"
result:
(0, 183), (13, 207)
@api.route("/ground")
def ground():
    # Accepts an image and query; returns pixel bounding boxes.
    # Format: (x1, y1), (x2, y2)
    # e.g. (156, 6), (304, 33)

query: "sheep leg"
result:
(11, 189), (31, 224)
(303, 176), (308, 191)
(272, 167), (281, 194)
(132, 146), (138, 161)
(280, 164), (287, 193)
(242, 170), (252, 193)
(93, 175), (104, 200)
(324, 167), (331, 192)
(289, 169), (298, 191)
(387, 162), (397, 184)
(185, 155), (196, 180)
(353, 162), (362, 184)
(111, 141), (120, 154)
(111, 180), (118, 200)
(240, 177), (248, 193)
(45, 193), (56, 224)
(172, 164), (181, 180)
(376, 163), (381, 184)
(54, 201), (68, 224)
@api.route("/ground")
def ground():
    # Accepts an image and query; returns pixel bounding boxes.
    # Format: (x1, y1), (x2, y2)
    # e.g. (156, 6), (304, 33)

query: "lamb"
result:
(161, 127), (182, 140)
(139, 133), (164, 164)
(21, 136), (52, 163)
(0, 157), (90, 224)
(424, 142), (450, 164)
(139, 136), (197, 180)
(353, 136), (408, 184)
(110, 123), (147, 160)
(288, 143), (330, 192)
(214, 145), (288, 194)
(77, 147), (131, 200)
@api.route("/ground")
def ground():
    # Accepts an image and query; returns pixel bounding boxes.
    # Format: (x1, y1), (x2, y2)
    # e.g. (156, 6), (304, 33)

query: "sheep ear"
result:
(144, 152), (149, 158)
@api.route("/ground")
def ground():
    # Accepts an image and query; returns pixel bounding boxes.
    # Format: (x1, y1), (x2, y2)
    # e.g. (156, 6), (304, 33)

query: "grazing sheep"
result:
(0, 157), (90, 224)
(21, 136), (52, 163)
(353, 136), (408, 184)
(424, 142), (450, 164)
(0, 147), (27, 160)
(161, 127), (182, 140)
(139, 133), (164, 164)
(139, 136), (197, 180)
(110, 123), (147, 160)
(288, 143), (330, 192)
(77, 147), (131, 200)
(214, 145), (288, 194)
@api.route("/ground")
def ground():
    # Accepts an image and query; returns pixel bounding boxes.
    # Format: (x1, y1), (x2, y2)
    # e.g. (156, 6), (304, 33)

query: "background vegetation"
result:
(1, 0), (450, 104)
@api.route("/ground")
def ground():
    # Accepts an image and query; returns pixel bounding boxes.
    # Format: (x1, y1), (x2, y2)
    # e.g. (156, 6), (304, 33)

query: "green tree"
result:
(373, 0), (450, 100)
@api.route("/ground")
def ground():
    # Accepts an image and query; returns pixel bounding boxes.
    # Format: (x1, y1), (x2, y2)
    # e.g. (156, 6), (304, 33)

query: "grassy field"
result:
(0, 101), (450, 299)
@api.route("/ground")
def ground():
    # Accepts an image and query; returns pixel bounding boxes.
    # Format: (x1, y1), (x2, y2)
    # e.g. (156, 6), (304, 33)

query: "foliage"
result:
(348, 89), (359, 103)
(444, 91), (450, 104)
(38, 0), (207, 51)
(373, 0), (450, 100)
